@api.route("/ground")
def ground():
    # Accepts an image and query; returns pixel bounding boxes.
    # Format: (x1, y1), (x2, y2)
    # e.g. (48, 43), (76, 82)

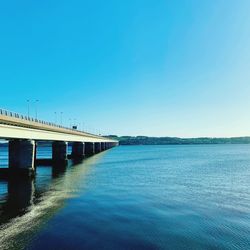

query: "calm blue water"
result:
(0, 144), (250, 249)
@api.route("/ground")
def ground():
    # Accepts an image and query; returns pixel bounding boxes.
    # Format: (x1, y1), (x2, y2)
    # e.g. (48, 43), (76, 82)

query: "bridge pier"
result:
(101, 142), (106, 151)
(112, 142), (119, 147)
(52, 141), (68, 165)
(94, 142), (101, 153)
(85, 142), (95, 156)
(9, 139), (36, 177)
(71, 142), (85, 160)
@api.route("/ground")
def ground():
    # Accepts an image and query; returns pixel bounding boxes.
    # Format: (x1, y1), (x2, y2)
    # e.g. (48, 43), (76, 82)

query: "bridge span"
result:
(0, 109), (118, 177)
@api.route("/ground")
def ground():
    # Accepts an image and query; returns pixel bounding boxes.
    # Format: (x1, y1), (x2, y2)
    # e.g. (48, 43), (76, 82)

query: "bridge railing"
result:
(0, 108), (114, 141)
(0, 108), (78, 133)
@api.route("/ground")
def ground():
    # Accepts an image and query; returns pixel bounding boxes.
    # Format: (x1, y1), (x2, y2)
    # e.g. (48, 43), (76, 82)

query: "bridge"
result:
(0, 109), (118, 177)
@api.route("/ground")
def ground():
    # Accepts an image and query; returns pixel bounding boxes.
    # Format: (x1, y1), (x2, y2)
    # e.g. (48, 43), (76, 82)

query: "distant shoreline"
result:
(106, 136), (250, 145)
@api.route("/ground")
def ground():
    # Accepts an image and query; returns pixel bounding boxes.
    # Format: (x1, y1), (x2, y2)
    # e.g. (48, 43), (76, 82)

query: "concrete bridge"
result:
(0, 109), (118, 177)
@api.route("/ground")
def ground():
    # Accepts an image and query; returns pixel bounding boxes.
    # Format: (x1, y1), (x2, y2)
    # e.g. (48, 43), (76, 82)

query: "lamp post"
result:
(60, 112), (63, 126)
(54, 112), (57, 124)
(27, 100), (30, 117)
(35, 100), (39, 120)
(69, 118), (72, 128)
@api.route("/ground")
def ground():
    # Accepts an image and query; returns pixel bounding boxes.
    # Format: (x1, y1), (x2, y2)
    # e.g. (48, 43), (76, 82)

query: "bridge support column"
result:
(94, 142), (101, 153)
(9, 139), (36, 177)
(112, 142), (119, 147)
(34, 141), (38, 170)
(71, 142), (85, 160)
(52, 141), (68, 165)
(85, 142), (95, 156)
(101, 142), (106, 151)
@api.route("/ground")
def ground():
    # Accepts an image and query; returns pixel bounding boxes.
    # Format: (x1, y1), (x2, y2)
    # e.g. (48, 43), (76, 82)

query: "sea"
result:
(0, 144), (250, 250)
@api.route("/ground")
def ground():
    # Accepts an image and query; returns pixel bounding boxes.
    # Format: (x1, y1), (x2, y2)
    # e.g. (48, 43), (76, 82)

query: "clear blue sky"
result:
(0, 0), (250, 137)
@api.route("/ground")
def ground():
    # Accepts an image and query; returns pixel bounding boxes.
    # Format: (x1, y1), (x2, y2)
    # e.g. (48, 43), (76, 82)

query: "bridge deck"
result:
(0, 111), (116, 143)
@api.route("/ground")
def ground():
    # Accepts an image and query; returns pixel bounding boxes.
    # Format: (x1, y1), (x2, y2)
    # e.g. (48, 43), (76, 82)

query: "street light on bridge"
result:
(54, 112), (57, 124)
(60, 112), (63, 126)
(26, 100), (30, 118)
(35, 100), (39, 120)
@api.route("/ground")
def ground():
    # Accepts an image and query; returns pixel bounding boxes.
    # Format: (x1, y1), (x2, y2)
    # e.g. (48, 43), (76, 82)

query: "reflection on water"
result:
(0, 144), (106, 250)
(0, 178), (34, 223)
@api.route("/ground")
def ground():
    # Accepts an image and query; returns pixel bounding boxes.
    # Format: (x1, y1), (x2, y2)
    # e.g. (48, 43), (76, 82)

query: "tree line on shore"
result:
(106, 136), (250, 145)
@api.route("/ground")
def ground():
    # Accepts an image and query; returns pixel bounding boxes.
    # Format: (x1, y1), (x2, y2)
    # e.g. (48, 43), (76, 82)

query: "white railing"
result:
(0, 108), (81, 133)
